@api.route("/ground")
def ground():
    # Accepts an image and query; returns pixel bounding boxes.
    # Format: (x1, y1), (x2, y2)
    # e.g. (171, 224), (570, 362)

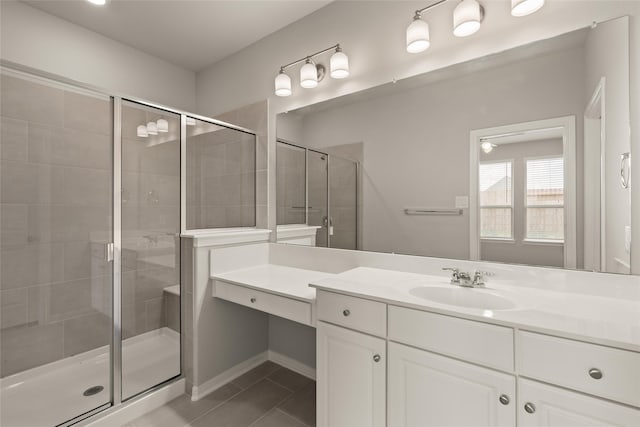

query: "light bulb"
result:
(481, 142), (496, 153)
(330, 47), (349, 79)
(146, 121), (158, 135)
(137, 125), (148, 138)
(511, 0), (544, 17)
(275, 69), (292, 97)
(156, 118), (169, 133)
(453, 0), (483, 37)
(300, 59), (318, 89)
(406, 15), (430, 53)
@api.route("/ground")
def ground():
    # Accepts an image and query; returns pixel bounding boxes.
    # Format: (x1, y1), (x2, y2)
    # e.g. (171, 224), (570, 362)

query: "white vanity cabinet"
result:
(316, 322), (386, 427)
(388, 342), (516, 427)
(315, 289), (640, 426)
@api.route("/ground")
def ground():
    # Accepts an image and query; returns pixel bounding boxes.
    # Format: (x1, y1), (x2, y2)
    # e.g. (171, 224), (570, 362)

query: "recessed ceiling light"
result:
(87, 0), (106, 5)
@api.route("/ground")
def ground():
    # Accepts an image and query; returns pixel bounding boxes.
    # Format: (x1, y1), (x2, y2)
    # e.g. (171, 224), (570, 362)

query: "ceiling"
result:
(22, 0), (332, 72)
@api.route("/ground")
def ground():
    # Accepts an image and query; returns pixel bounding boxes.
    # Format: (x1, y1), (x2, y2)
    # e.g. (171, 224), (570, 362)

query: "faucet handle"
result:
(442, 267), (461, 283)
(472, 270), (494, 287)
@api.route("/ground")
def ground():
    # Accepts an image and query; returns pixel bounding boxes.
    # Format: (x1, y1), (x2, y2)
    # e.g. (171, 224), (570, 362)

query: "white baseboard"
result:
(84, 378), (185, 427)
(268, 350), (316, 380)
(190, 351), (268, 401)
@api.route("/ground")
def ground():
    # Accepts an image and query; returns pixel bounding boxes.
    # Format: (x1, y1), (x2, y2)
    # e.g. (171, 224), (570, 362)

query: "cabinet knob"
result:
(250, 298), (256, 303)
(588, 368), (603, 380)
(373, 354), (381, 363)
(343, 309), (351, 317)
(524, 403), (536, 414)
(499, 394), (510, 405)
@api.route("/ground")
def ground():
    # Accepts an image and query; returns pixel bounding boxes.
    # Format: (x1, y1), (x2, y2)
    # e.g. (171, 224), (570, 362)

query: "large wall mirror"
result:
(276, 16), (633, 275)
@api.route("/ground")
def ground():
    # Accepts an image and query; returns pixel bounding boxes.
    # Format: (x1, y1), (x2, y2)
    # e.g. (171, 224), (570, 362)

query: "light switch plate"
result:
(455, 196), (469, 209)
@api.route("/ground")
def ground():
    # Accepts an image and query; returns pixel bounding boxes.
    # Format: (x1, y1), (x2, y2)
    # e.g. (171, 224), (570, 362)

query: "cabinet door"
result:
(317, 321), (386, 427)
(388, 342), (516, 427)
(519, 379), (640, 427)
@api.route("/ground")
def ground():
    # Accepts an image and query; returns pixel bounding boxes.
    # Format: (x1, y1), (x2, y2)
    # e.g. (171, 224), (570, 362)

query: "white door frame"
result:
(469, 116), (577, 269)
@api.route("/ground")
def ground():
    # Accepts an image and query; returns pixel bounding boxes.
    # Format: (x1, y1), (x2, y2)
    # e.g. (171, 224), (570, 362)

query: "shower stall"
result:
(277, 141), (359, 250)
(0, 65), (255, 426)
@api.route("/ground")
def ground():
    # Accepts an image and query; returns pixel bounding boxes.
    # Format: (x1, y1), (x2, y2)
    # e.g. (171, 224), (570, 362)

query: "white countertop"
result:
(310, 267), (640, 352)
(212, 264), (334, 302)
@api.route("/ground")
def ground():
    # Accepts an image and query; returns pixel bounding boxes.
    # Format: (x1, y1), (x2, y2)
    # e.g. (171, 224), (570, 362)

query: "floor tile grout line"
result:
(180, 385), (245, 427)
(247, 386), (298, 426)
(275, 408), (314, 427)
(231, 364), (283, 390)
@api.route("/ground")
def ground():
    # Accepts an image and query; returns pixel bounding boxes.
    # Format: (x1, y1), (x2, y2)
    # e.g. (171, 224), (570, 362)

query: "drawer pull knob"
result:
(499, 394), (510, 405)
(524, 403), (536, 414)
(589, 368), (603, 379)
(250, 298), (256, 303)
(343, 309), (351, 317)
(373, 354), (381, 363)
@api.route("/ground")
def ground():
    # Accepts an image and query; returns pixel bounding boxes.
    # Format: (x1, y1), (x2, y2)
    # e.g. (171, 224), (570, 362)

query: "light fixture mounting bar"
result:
(415, 0), (449, 17)
(280, 44), (341, 71)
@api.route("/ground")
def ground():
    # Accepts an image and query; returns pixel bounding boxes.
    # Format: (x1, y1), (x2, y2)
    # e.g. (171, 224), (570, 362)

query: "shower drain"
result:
(83, 385), (104, 397)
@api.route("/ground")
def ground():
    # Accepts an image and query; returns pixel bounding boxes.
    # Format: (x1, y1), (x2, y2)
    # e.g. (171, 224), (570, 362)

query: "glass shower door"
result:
(120, 101), (181, 400)
(0, 69), (113, 426)
(307, 150), (329, 247)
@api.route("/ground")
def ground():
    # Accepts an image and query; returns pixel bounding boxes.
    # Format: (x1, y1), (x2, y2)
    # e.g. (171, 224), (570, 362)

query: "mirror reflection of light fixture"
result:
(186, 117), (196, 126)
(406, 12), (431, 53)
(86, 0), (106, 5)
(275, 43), (348, 97)
(146, 121), (158, 135)
(481, 142), (497, 153)
(156, 118), (169, 133)
(511, 0), (545, 17)
(453, 0), (484, 37)
(137, 125), (148, 138)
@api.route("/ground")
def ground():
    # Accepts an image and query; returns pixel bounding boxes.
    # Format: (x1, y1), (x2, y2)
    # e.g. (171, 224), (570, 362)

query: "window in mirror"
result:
(186, 118), (256, 229)
(525, 157), (564, 241)
(480, 161), (513, 239)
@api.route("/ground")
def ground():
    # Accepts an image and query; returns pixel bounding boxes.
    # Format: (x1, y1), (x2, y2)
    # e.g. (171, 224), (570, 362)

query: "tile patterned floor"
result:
(123, 362), (316, 427)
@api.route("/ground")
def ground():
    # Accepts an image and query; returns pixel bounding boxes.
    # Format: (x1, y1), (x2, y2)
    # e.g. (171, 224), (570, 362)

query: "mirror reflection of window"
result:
(525, 157), (564, 242)
(479, 162), (513, 240)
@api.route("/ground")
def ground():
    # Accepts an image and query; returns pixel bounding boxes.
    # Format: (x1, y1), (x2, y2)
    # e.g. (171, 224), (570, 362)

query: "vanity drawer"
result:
(518, 331), (640, 407)
(316, 290), (387, 337)
(388, 305), (514, 372)
(214, 280), (312, 325)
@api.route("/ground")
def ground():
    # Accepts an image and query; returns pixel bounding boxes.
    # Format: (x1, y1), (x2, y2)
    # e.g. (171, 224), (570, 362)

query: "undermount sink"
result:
(409, 286), (517, 310)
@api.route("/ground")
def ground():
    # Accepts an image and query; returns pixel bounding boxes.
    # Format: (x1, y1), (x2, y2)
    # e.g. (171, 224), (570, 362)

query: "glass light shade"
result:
(300, 61), (318, 89)
(136, 125), (148, 138)
(87, 0), (106, 5)
(406, 18), (430, 53)
(481, 142), (496, 153)
(275, 71), (292, 97)
(330, 50), (349, 79)
(453, 0), (482, 37)
(186, 117), (196, 126)
(156, 118), (169, 132)
(511, 0), (544, 16)
(146, 121), (158, 135)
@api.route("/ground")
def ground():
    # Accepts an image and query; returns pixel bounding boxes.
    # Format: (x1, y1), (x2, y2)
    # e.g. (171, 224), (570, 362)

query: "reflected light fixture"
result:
(156, 118), (169, 133)
(136, 125), (148, 138)
(511, 0), (545, 16)
(186, 117), (196, 126)
(86, 0), (106, 5)
(275, 44), (349, 97)
(481, 142), (497, 153)
(453, 0), (484, 37)
(146, 121), (158, 135)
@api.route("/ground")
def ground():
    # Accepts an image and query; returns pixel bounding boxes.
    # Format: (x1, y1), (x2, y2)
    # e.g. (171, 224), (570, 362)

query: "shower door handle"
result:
(620, 152), (630, 189)
(106, 243), (114, 263)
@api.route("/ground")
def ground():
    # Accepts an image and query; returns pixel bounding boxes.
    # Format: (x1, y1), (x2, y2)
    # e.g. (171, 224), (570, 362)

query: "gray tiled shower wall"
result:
(0, 75), (179, 377)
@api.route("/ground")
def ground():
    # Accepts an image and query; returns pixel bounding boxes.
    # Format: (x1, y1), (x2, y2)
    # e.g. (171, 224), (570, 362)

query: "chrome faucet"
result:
(442, 268), (493, 288)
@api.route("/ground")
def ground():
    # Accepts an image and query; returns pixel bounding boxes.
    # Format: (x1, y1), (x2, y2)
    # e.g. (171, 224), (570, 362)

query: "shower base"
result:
(0, 327), (180, 427)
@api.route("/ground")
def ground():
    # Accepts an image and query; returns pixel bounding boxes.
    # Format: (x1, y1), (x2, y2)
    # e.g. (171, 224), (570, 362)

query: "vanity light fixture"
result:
(511, 0), (545, 17)
(274, 44), (349, 97)
(405, 0), (447, 53)
(453, 0), (484, 37)
(136, 125), (148, 138)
